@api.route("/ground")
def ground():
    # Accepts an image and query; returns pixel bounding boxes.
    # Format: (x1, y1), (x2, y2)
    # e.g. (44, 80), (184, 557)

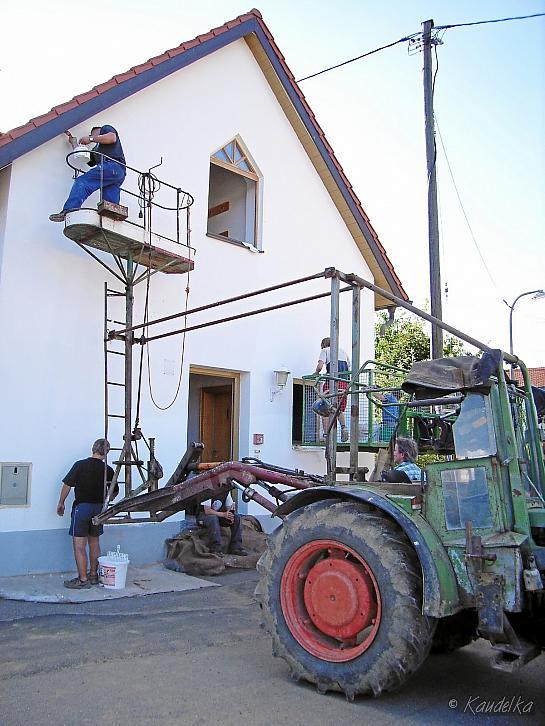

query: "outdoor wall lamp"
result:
(270, 366), (290, 401)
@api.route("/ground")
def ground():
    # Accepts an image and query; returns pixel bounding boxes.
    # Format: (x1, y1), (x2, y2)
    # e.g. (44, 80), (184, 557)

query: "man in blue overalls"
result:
(49, 124), (126, 222)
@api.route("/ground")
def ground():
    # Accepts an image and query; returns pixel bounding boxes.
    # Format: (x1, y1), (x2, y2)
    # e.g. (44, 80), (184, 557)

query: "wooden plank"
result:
(208, 201), (230, 218)
(97, 200), (129, 221)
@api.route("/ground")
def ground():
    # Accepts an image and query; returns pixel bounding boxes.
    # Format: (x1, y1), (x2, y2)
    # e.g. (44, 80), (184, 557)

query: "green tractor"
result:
(256, 270), (545, 700)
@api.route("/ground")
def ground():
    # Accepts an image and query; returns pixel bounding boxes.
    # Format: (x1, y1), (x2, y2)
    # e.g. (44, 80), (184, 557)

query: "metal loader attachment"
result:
(93, 442), (320, 526)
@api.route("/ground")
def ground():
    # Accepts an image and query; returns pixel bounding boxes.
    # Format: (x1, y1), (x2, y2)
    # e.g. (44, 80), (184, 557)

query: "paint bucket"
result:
(312, 398), (332, 418)
(71, 144), (91, 171)
(98, 547), (130, 589)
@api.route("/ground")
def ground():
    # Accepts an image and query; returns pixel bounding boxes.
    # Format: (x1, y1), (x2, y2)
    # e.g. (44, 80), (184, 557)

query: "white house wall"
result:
(0, 39), (377, 574)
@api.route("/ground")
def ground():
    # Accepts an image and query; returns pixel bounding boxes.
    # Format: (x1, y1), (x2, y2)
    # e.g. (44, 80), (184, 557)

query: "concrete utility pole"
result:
(422, 18), (443, 358)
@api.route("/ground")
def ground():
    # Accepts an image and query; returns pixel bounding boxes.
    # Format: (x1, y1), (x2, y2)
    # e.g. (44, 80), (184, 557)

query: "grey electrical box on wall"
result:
(0, 463), (31, 506)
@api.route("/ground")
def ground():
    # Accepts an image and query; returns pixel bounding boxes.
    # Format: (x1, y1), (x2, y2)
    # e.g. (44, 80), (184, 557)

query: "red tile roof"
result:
(0, 8), (407, 301)
(514, 367), (545, 388)
(0, 9), (262, 148)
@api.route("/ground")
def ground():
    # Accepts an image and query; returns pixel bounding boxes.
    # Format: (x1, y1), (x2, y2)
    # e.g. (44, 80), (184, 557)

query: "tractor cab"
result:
(401, 353), (545, 548)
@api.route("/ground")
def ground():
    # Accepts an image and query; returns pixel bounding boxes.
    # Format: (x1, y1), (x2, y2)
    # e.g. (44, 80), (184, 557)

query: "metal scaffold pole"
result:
(124, 252), (134, 496)
(327, 272), (340, 483)
(349, 283), (361, 479)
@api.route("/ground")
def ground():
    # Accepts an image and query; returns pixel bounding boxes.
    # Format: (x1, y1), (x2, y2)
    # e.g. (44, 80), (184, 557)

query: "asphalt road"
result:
(0, 569), (543, 726)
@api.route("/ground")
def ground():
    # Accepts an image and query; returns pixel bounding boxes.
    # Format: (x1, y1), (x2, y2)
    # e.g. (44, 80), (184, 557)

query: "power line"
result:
(435, 148), (448, 304)
(436, 13), (545, 31)
(297, 13), (545, 84)
(427, 42), (439, 186)
(296, 34), (417, 82)
(146, 250), (192, 411)
(434, 116), (503, 299)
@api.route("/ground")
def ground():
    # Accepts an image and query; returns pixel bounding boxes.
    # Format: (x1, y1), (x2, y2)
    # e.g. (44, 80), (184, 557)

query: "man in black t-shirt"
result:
(49, 124), (126, 222)
(57, 438), (116, 589)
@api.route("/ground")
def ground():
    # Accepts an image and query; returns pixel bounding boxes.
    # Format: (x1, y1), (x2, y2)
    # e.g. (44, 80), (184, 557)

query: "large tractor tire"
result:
(256, 500), (435, 699)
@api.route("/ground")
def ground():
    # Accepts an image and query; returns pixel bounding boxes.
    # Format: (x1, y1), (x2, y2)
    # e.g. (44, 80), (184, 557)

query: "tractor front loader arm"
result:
(93, 459), (315, 526)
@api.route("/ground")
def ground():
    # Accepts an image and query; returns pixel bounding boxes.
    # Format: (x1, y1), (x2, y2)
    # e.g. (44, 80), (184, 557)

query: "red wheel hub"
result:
(304, 556), (374, 639)
(281, 540), (381, 662)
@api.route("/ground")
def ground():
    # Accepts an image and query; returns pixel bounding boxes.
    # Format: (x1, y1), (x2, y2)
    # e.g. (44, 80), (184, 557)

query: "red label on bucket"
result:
(99, 564), (116, 586)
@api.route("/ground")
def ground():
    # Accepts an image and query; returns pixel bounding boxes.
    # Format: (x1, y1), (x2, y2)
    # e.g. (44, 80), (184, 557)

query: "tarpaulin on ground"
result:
(165, 516), (268, 576)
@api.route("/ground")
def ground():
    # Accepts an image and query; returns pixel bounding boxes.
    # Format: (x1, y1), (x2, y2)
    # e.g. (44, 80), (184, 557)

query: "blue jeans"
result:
(198, 513), (243, 551)
(63, 161), (126, 211)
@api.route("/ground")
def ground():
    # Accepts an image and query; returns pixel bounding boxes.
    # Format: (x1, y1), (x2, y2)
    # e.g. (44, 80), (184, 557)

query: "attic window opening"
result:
(207, 140), (259, 248)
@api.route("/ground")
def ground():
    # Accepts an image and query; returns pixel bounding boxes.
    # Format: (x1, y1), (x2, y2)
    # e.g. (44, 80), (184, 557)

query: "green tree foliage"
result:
(375, 311), (467, 370)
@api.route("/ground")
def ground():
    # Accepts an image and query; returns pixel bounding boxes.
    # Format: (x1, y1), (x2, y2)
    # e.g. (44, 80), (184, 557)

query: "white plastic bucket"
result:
(71, 144), (91, 171)
(98, 555), (130, 589)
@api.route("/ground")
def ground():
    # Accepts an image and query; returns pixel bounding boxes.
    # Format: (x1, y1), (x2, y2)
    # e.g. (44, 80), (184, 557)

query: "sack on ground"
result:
(165, 516), (268, 576)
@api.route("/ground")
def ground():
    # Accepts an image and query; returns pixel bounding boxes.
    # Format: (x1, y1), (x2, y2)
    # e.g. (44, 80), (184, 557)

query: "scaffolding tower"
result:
(62, 151), (194, 518)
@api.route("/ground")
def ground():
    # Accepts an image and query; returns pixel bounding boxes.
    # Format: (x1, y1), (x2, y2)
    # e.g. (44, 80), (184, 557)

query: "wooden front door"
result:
(200, 385), (233, 461)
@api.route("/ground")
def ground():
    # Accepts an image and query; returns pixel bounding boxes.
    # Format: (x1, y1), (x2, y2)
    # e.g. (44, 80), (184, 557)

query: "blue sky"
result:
(2, 1), (544, 363)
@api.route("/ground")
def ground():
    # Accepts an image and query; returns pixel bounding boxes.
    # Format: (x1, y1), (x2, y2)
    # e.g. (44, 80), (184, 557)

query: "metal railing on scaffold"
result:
(66, 149), (194, 252)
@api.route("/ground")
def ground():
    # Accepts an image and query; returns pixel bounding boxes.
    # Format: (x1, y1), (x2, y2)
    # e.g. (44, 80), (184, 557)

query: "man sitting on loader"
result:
(197, 490), (247, 556)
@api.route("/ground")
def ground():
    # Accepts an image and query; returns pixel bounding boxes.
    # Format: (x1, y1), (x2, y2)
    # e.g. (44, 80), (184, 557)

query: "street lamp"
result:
(503, 289), (545, 362)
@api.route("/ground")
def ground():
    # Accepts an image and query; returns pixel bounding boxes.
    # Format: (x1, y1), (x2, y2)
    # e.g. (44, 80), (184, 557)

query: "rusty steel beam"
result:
(143, 287), (352, 344)
(93, 461), (315, 526)
(110, 271), (327, 338)
(334, 269), (517, 362)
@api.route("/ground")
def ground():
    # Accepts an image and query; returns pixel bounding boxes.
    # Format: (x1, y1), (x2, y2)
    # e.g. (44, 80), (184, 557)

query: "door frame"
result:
(189, 365), (241, 461)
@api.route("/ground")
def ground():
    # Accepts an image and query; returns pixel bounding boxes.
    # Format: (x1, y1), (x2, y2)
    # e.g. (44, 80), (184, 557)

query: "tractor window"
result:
(513, 390), (541, 495)
(441, 466), (493, 530)
(453, 393), (496, 459)
(513, 394), (530, 464)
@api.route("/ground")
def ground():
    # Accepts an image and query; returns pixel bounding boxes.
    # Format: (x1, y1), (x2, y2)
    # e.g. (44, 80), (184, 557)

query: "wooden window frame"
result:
(208, 137), (261, 249)
(210, 157), (259, 182)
